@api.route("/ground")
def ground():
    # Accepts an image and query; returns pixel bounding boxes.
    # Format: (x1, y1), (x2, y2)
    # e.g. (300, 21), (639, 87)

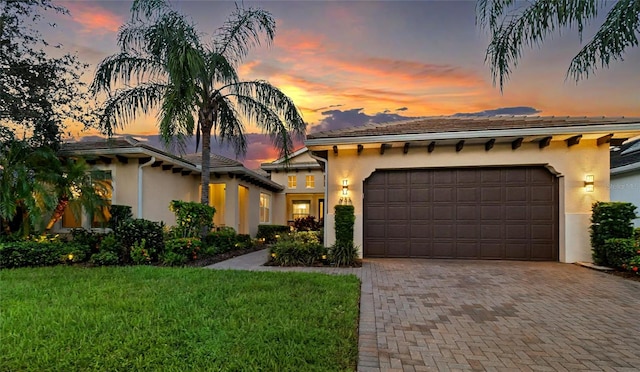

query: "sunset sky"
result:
(46, 0), (640, 168)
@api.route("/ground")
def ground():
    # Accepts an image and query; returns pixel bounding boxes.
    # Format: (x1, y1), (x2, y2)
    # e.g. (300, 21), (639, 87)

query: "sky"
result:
(43, 0), (640, 168)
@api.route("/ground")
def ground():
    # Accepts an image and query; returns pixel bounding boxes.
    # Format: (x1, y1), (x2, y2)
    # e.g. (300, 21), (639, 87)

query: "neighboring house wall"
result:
(320, 139), (610, 263)
(610, 170), (640, 226)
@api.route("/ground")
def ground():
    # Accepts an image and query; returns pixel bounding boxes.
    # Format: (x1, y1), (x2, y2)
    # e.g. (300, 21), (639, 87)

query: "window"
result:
(292, 200), (310, 220)
(92, 176), (112, 228)
(260, 193), (271, 223)
(288, 175), (297, 188)
(305, 175), (315, 188)
(62, 201), (82, 228)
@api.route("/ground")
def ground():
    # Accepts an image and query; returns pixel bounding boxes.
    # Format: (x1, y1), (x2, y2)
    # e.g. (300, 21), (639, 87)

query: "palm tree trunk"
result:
(45, 196), (69, 230)
(201, 121), (212, 206)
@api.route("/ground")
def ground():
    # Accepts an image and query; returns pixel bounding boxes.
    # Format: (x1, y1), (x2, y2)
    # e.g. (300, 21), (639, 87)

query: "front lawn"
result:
(0, 266), (360, 371)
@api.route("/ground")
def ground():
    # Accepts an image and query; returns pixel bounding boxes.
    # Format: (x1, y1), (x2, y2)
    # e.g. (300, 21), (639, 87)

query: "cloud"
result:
(64, 2), (123, 34)
(311, 108), (420, 133)
(452, 106), (542, 117)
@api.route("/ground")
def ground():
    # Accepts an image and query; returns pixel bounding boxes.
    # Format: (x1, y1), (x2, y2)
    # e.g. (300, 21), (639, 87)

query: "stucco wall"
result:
(320, 139), (610, 263)
(610, 171), (640, 226)
(141, 166), (198, 225)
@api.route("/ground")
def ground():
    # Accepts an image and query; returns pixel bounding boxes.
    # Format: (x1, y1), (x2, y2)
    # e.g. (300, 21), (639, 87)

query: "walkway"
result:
(207, 252), (640, 371)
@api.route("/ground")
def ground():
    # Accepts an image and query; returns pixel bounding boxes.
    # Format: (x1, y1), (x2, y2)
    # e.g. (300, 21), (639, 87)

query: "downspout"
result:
(138, 156), (156, 219)
(309, 151), (328, 247)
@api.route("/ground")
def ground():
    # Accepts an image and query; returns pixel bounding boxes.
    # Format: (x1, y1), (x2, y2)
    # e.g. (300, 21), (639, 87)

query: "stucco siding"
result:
(320, 139), (609, 263)
(610, 171), (640, 226)
(141, 166), (198, 225)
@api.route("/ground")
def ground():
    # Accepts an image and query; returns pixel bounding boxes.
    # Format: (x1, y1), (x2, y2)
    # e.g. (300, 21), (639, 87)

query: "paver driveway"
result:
(359, 259), (640, 371)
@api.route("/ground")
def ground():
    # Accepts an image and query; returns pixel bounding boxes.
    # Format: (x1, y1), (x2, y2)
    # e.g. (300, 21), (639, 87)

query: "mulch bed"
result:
(186, 245), (265, 267)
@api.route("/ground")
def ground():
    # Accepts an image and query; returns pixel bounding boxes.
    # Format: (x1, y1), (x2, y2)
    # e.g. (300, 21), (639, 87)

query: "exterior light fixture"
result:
(584, 175), (594, 192)
(342, 179), (349, 196)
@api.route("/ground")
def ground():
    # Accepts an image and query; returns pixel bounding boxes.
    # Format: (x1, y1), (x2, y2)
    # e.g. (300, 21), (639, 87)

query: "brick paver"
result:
(206, 252), (640, 371)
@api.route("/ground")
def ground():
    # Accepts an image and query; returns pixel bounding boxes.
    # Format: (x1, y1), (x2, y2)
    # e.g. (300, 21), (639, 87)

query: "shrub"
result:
(169, 200), (215, 238)
(130, 239), (152, 265)
(334, 205), (355, 247)
(235, 234), (254, 249)
(603, 238), (637, 269)
(590, 202), (637, 266)
(627, 255), (640, 274)
(116, 219), (164, 263)
(98, 234), (121, 256)
(256, 224), (290, 244)
(269, 239), (325, 266)
(90, 251), (119, 266)
(0, 241), (67, 268)
(293, 216), (323, 231)
(204, 227), (237, 254)
(71, 229), (103, 254)
(328, 242), (359, 267)
(108, 205), (133, 230)
(163, 238), (202, 265)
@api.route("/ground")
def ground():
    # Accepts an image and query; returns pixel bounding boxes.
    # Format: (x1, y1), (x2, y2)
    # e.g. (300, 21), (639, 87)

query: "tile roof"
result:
(307, 116), (640, 139)
(611, 139), (640, 169)
(182, 153), (243, 169)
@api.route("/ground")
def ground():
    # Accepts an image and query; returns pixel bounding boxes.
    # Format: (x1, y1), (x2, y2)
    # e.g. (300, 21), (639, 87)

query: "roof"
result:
(182, 152), (243, 168)
(60, 136), (283, 192)
(306, 116), (640, 145)
(260, 147), (322, 171)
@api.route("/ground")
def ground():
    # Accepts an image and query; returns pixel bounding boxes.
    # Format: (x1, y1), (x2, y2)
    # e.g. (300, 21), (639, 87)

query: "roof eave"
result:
(305, 123), (640, 146)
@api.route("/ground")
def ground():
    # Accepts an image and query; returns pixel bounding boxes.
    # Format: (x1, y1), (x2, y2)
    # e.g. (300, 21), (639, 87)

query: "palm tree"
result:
(91, 0), (306, 206)
(477, 0), (640, 91)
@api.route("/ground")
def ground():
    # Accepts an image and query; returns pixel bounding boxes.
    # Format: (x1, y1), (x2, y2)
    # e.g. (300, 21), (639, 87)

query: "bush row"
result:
(590, 201), (640, 275)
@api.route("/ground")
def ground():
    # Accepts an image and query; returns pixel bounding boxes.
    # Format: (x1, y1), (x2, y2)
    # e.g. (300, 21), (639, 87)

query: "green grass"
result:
(0, 266), (360, 371)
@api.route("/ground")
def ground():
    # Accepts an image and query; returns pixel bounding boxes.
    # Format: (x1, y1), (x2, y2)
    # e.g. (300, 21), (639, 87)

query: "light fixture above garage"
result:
(584, 175), (594, 192)
(342, 179), (348, 196)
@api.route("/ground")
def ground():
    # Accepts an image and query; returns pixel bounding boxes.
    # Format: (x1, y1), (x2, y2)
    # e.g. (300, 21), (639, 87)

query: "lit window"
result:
(292, 200), (311, 220)
(305, 175), (315, 188)
(92, 175), (112, 228)
(260, 193), (271, 224)
(62, 201), (82, 228)
(288, 175), (297, 188)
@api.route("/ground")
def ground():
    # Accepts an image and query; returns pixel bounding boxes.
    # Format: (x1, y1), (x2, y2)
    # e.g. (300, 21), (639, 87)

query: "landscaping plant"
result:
(256, 224), (290, 243)
(590, 201), (637, 266)
(169, 200), (215, 238)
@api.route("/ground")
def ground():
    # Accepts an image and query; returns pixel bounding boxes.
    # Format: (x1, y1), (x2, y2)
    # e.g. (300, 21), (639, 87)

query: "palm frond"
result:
(97, 83), (166, 136)
(215, 96), (247, 157)
(480, 0), (604, 91)
(214, 5), (276, 65)
(207, 52), (239, 87)
(568, 0), (640, 81)
(158, 84), (197, 154)
(131, 0), (170, 21)
(91, 53), (164, 95)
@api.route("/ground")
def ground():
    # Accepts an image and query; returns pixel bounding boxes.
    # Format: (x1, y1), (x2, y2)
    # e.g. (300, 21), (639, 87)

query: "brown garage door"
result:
(363, 167), (559, 260)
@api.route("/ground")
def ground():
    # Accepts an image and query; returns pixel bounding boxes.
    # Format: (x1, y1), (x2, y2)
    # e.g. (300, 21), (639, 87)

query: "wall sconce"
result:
(342, 179), (349, 196)
(584, 175), (594, 192)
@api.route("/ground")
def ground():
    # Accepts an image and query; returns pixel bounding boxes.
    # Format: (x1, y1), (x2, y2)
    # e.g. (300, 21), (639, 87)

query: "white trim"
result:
(611, 162), (640, 176)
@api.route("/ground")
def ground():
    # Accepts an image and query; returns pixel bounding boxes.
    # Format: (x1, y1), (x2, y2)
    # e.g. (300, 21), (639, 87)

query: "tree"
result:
(0, 0), (92, 148)
(0, 131), (110, 237)
(91, 0), (306, 207)
(477, 0), (640, 91)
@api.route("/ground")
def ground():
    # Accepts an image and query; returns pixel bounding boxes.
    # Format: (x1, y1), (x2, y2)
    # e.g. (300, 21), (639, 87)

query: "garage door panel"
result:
(456, 242), (479, 258)
(365, 206), (386, 220)
(410, 240), (431, 257)
(410, 224), (430, 238)
(387, 240), (409, 257)
(433, 206), (454, 220)
(457, 206), (477, 220)
(432, 241), (455, 258)
(411, 188), (430, 202)
(410, 206), (431, 220)
(433, 188), (454, 202)
(457, 188), (478, 202)
(388, 224), (409, 238)
(506, 187), (527, 201)
(363, 167), (558, 260)
(433, 224), (454, 238)
(480, 243), (504, 259)
(387, 206), (408, 219)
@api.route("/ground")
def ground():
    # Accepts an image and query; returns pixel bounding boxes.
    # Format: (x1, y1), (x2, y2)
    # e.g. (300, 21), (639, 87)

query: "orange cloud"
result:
(64, 3), (123, 34)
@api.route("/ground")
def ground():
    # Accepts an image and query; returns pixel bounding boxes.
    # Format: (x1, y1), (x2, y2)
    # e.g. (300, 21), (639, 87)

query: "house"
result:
(305, 116), (640, 263)
(261, 147), (325, 226)
(55, 136), (283, 236)
(610, 139), (640, 226)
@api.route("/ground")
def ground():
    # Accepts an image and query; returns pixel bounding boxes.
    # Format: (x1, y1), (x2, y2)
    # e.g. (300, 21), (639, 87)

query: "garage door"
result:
(363, 167), (558, 260)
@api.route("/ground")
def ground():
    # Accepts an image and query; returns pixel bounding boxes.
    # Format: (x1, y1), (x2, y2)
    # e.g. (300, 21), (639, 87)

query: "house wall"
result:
(610, 171), (640, 226)
(319, 139), (610, 263)
(141, 165), (198, 225)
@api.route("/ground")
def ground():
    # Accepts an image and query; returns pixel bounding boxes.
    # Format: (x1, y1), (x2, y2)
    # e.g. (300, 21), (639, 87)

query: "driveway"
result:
(207, 252), (640, 371)
(359, 259), (640, 371)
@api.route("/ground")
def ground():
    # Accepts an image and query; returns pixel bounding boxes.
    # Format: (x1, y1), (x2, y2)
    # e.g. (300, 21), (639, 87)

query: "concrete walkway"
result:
(207, 251), (640, 371)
